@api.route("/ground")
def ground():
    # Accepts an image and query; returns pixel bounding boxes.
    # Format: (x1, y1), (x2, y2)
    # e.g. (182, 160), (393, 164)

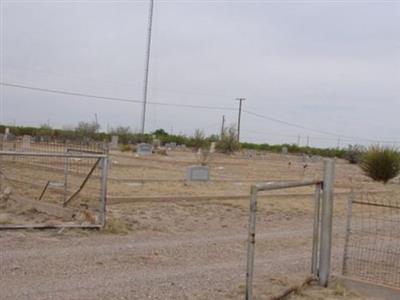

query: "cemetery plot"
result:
(1, 142), (398, 299)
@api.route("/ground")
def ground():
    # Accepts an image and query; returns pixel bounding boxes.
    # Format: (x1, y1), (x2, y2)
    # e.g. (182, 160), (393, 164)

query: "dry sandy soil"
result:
(0, 148), (398, 299)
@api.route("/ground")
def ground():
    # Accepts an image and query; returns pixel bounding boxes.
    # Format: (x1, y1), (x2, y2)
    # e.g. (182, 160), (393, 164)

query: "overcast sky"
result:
(0, 0), (399, 147)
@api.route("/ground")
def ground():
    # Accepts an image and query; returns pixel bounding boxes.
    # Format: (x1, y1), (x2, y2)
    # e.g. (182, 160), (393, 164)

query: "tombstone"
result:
(165, 142), (177, 151)
(137, 143), (153, 156)
(109, 135), (119, 150)
(282, 146), (288, 155)
(153, 139), (161, 148)
(22, 135), (31, 151)
(186, 165), (210, 182)
(210, 142), (216, 153)
(5, 128), (10, 135)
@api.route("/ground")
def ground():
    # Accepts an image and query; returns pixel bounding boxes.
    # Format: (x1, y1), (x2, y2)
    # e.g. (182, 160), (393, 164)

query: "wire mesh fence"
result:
(343, 191), (400, 287)
(0, 138), (108, 228)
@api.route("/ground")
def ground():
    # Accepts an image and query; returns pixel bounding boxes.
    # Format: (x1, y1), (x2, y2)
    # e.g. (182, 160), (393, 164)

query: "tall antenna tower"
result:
(140, 0), (154, 134)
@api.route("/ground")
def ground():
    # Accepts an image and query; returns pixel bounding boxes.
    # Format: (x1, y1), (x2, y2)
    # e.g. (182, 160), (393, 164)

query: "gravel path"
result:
(0, 220), (346, 300)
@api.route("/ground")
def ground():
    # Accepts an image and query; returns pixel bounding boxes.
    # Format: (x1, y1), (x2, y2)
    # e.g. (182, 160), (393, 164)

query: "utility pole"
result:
(236, 98), (245, 142)
(220, 115), (225, 138)
(297, 134), (301, 147)
(140, 0), (154, 134)
(94, 113), (99, 132)
(337, 137), (341, 149)
(306, 135), (310, 147)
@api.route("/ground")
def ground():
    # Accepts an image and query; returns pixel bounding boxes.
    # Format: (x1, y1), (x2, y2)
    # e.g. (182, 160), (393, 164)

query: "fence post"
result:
(99, 156), (109, 227)
(245, 186), (259, 300)
(311, 183), (322, 275)
(342, 188), (354, 275)
(63, 150), (69, 203)
(318, 159), (335, 286)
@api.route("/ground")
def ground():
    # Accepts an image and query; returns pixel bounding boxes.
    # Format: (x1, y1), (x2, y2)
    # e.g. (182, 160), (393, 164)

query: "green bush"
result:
(120, 144), (132, 152)
(344, 145), (363, 164)
(360, 146), (400, 184)
(189, 129), (209, 150)
(216, 125), (240, 153)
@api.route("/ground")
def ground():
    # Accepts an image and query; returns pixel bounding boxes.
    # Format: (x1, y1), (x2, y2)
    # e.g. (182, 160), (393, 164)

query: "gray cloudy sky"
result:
(0, 0), (399, 147)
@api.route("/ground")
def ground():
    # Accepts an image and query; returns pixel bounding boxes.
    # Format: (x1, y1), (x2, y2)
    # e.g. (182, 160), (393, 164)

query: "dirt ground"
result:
(0, 148), (398, 299)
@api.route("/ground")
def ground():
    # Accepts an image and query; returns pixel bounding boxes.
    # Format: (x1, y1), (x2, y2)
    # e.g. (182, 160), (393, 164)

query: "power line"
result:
(243, 109), (400, 144)
(2, 81), (399, 145)
(0, 82), (237, 111)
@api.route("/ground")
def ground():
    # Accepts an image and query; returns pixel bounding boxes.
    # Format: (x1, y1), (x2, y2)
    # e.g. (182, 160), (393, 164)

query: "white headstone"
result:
(109, 135), (119, 150)
(137, 143), (153, 156)
(186, 165), (210, 181)
(210, 142), (216, 153)
(282, 146), (288, 154)
(165, 142), (177, 150)
(153, 139), (161, 148)
(5, 128), (10, 135)
(22, 135), (31, 151)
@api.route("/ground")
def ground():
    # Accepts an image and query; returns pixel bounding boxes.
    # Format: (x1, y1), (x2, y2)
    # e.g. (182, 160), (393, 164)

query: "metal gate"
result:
(245, 159), (335, 300)
(0, 150), (108, 229)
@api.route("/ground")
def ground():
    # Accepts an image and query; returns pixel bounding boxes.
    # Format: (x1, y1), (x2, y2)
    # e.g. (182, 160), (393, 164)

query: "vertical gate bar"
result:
(311, 182), (322, 275)
(99, 156), (109, 227)
(63, 151), (69, 203)
(342, 188), (354, 275)
(245, 186), (259, 300)
(318, 159), (335, 286)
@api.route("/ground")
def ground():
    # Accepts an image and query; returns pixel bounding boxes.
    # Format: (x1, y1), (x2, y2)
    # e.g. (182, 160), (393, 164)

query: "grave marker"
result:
(165, 142), (177, 151)
(186, 165), (210, 181)
(109, 135), (119, 150)
(22, 135), (31, 151)
(137, 143), (153, 156)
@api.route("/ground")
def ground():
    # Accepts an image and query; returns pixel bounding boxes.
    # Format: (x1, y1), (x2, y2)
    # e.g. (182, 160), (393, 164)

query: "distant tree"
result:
(153, 128), (168, 137)
(75, 121), (100, 138)
(191, 129), (208, 150)
(110, 126), (131, 136)
(37, 124), (53, 136)
(345, 145), (364, 164)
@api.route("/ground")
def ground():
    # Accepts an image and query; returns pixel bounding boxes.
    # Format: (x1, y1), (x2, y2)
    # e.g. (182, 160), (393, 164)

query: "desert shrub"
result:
(360, 146), (400, 184)
(120, 144), (132, 152)
(102, 218), (129, 235)
(189, 129), (209, 150)
(216, 125), (240, 153)
(344, 144), (364, 164)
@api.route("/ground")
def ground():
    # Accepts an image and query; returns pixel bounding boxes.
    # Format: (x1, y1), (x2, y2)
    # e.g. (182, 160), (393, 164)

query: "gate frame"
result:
(0, 150), (109, 229)
(245, 159), (335, 300)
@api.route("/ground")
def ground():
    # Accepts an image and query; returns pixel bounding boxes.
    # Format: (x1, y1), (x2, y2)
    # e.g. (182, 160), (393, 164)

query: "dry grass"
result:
(101, 217), (130, 235)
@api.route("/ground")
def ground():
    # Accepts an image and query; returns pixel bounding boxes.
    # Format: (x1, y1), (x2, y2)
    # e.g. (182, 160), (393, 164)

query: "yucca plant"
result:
(360, 146), (400, 184)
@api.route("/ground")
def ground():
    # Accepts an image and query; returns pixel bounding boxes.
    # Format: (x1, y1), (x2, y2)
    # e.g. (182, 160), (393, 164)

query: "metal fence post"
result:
(342, 188), (354, 275)
(99, 156), (109, 227)
(311, 183), (322, 275)
(63, 150), (69, 203)
(318, 159), (335, 286)
(245, 186), (259, 300)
